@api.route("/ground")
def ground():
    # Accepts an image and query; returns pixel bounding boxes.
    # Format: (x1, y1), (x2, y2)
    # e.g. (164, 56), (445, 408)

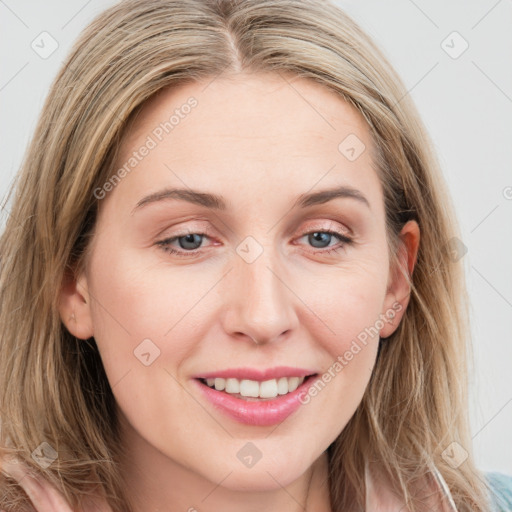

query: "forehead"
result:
(104, 72), (381, 218)
(121, 72), (371, 157)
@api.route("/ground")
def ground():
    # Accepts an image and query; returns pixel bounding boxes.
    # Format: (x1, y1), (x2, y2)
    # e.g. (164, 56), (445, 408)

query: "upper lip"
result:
(194, 366), (317, 382)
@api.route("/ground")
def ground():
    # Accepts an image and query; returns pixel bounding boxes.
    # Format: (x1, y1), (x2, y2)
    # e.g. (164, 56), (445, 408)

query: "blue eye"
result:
(156, 229), (352, 258)
(156, 232), (209, 257)
(297, 229), (353, 256)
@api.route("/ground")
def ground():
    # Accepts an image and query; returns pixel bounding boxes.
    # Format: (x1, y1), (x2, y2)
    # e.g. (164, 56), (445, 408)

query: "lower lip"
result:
(193, 375), (318, 426)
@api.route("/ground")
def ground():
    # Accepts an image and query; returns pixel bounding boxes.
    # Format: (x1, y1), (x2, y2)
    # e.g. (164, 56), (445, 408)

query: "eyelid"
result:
(159, 218), (351, 243)
(300, 218), (353, 237)
(157, 221), (215, 239)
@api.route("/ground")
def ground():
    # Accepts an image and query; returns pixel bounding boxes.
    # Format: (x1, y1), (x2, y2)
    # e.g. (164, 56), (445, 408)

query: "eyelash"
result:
(156, 229), (353, 258)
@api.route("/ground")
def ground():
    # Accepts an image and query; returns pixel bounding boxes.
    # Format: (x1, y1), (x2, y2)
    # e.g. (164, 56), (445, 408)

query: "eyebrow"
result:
(130, 184), (370, 215)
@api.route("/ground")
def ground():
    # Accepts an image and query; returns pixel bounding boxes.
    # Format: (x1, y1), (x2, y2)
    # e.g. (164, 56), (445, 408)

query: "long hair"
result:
(0, 0), (493, 510)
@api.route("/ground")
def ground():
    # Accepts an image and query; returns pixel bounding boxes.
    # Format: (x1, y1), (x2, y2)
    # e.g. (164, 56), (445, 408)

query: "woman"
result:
(0, 0), (510, 511)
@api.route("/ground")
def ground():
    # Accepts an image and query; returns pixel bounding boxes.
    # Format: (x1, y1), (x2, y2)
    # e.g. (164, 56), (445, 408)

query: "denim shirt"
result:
(486, 472), (512, 512)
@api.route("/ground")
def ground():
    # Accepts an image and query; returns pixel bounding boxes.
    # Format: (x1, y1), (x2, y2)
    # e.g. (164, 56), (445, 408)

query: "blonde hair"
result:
(0, 0), (493, 510)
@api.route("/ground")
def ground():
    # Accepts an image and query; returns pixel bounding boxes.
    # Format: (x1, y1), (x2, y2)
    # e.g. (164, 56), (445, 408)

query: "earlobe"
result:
(379, 220), (420, 339)
(58, 266), (94, 340)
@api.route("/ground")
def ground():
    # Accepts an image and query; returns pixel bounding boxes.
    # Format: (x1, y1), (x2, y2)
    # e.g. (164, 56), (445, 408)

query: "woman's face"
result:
(60, 72), (418, 495)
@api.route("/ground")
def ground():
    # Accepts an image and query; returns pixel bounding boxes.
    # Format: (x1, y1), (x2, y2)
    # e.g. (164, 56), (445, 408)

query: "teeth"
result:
(214, 378), (225, 391)
(240, 379), (260, 397)
(260, 379), (278, 398)
(205, 376), (306, 398)
(288, 376), (300, 392)
(277, 377), (288, 395)
(225, 378), (240, 394)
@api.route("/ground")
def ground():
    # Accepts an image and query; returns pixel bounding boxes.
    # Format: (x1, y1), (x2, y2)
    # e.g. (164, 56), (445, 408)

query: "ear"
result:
(58, 265), (94, 340)
(379, 220), (420, 339)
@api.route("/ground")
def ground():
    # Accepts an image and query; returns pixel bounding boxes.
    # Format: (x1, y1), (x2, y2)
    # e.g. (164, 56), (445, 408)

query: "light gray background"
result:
(1, 0), (511, 474)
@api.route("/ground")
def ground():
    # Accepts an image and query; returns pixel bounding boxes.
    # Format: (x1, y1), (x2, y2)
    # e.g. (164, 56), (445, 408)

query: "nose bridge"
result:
(224, 235), (297, 344)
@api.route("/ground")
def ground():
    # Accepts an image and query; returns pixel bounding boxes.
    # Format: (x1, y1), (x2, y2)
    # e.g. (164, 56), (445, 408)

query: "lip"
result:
(192, 373), (319, 426)
(193, 366), (317, 381)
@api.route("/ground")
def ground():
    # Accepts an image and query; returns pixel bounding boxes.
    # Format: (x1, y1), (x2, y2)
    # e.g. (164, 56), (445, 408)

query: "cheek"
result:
(85, 246), (196, 380)
(86, 241), (236, 410)
(308, 257), (389, 349)
(85, 249), (207, 440)
(301, 258), (389, 401)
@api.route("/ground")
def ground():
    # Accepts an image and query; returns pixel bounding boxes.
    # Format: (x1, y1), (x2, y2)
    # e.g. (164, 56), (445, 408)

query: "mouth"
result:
(193, 373), (319, 426)
(196, 374), (319, 401)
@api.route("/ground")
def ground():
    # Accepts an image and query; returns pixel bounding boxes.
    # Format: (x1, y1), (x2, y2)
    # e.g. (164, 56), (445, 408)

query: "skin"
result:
(59, 72), (420, 512)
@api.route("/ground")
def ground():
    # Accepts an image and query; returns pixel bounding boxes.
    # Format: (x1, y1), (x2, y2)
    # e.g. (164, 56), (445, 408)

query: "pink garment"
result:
(365, 459), (456, 512)
(0, 456), (113, 512)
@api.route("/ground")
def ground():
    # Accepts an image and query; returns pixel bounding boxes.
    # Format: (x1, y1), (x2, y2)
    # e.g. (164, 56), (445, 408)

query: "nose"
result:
(221, 243), (299, 346)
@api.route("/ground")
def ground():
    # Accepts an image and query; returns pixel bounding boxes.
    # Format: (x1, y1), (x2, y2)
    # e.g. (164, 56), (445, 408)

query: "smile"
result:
(193, 373), (319, 426)
(200, 376), (307, 399)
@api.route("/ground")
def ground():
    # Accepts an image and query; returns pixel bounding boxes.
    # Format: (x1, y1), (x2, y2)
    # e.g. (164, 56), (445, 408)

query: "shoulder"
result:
(484, 471), (512, 512)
